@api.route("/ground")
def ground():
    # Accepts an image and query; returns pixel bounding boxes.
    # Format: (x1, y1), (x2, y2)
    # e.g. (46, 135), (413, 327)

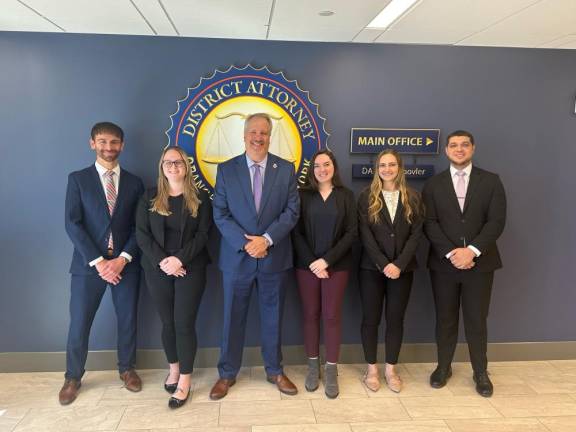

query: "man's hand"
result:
(96, 258), (126, 285)
(449, 248), (476, 269)
(244, 235), (268, 258)
(160, 256), (184, 275)
(383, 263), (401, 279)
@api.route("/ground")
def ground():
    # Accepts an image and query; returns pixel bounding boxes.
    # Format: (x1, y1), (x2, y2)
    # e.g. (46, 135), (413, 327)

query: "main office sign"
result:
(351, 128), (440, 154)
(166, 65), (329, 196)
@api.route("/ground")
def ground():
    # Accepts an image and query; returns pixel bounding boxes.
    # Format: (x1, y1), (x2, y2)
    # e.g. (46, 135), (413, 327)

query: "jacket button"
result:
(461, 219), (465, 223)
(390, 233), (395, 237)
(459, 236), (464, 241)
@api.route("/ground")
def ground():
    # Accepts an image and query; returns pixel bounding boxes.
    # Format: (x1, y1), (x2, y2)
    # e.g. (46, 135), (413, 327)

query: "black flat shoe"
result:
(473, 371), (494, 397)
(164, 382), (178, 394)
(168, 388), (190, 409)
(164, 374), (178, 394)
(430, 365), (452, 389)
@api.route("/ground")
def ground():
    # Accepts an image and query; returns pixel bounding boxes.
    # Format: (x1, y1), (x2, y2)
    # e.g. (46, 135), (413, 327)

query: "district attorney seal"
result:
(166, 64), (329, 197)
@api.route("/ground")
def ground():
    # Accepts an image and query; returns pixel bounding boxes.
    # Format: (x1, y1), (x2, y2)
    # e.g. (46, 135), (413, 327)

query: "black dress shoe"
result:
(430, 365), (452, 388)
(168, 388), (190, 409)
(473, 371), (493, 397)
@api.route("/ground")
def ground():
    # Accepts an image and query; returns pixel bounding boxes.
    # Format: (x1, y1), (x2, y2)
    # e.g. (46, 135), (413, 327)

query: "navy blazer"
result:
(422, 166), (506, 273)
(358, 187), (423, 272)
(65, 165), (144, 275)
(213, 153), (300, 273)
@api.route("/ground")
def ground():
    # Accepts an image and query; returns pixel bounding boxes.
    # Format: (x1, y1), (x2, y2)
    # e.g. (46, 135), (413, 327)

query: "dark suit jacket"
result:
(65, 165), (144, 275)
(292, 187), (357, 271)
(213, 152), (300, 273)
(422, 166), (506, 273)
(358, 187), (423, 272)
(135, 188), (212, 273)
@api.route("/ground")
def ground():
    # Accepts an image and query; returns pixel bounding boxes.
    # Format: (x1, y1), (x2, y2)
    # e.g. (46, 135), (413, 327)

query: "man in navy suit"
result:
(422, 130), (506, 397)
(210, 113), (300, 399)
(59, 122), (144, 405)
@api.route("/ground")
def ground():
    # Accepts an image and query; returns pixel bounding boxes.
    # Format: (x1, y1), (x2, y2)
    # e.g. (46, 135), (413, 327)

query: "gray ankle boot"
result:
(305, 358), (320, 392)
(324, 363), (339, 398)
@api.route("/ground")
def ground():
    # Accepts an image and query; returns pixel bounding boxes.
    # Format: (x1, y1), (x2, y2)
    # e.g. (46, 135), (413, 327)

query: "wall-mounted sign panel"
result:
(351, 128), (440, 154)
(352, 164), (435, 180)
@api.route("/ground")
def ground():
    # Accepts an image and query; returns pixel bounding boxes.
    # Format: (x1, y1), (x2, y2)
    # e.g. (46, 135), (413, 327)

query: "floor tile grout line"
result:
(536, 416), (555, 432)
(112, 405), (128, 431)
(7, 407), (30, 432)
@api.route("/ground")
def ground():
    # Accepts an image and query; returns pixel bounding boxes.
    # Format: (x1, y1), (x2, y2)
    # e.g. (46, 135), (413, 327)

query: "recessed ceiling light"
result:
(366, 0), (418, 29)
(318, 10), (335, 16)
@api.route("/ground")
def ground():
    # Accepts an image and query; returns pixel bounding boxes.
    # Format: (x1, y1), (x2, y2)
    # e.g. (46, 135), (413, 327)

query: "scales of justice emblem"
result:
(166, 65), (329, 196)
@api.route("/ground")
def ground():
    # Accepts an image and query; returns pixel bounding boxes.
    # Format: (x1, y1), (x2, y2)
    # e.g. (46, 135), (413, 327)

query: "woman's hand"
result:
(159, 256), (184, 275)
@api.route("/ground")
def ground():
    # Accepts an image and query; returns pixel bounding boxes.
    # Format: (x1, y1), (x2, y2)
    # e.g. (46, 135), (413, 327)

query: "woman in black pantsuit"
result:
(136, 146), (212, 409)
(358, 149), (423, 393)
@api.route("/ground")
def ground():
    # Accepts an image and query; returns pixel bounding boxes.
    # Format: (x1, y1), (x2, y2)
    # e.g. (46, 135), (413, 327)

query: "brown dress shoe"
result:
(120, 369), (142, 392)
(209, 378), (236, 400)
(267, 374), (298, 395)
(59, 378), (81, 405)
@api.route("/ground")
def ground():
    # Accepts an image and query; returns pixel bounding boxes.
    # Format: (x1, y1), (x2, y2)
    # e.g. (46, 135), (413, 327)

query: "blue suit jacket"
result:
(65, 165), (144, 275)
(213, 153), (300, 273)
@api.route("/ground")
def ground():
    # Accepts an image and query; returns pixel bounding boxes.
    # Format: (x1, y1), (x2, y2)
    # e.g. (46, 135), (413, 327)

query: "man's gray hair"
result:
(244, 113), (273, 133)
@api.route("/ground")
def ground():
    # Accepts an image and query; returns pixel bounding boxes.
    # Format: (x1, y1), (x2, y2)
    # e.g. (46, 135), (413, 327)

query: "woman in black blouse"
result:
(292, 150), (357, 398)
(357, 149), (423, 393)
(136, 147), (212, 408)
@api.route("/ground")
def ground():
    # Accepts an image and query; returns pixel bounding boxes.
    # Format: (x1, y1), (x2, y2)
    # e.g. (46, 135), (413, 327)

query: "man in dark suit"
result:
(210, 113), (300, 399)
(422, 130), (506, 397)
(59, 122), (144, 405)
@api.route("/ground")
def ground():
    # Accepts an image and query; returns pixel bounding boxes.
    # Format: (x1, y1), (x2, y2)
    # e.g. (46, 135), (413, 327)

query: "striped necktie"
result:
(104, 170), (117, 250)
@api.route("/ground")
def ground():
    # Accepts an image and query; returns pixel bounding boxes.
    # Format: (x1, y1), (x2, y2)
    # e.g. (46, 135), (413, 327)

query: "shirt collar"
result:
(246, 153), (268, 170)
(450, 163), (472, 177)
(95, 161), (120, 177)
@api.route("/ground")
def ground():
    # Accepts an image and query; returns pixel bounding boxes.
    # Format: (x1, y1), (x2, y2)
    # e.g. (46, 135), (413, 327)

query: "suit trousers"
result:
(359, 269), (413, 365)
(218, 269), (288, 379)
(296, 269), (349, 363)
(65, 272), (140, 380)
(431, 270), (494, 374)
(144, 267), (206, 374)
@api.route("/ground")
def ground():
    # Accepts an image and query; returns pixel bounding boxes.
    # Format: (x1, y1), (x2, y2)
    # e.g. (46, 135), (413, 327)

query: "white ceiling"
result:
(1, 0), (576, 49)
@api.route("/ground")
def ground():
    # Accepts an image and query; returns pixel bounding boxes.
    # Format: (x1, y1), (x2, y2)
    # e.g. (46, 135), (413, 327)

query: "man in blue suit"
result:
(210, 113), (300, 399)
(59, 122), (144, 405)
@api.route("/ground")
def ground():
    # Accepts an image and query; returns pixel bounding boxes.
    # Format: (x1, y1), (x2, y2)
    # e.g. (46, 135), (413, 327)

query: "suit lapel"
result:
(235, 155), (258, 216)
(441, 169), (462, 215)
(90, 165), (111, 221)
(463, 166), (481, 214)
(392, 195), (403, 227)
(257, 154), (279, 221)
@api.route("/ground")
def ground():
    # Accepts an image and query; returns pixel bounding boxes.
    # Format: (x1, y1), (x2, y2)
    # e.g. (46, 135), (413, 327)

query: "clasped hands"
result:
(309, 258), (329, 279)
(96, 257), (126, 285)
(449, 247), (476, 270)
(244, 234), (269, 258)
(383, 263), (401, 279)
(159, 256), (186, 277)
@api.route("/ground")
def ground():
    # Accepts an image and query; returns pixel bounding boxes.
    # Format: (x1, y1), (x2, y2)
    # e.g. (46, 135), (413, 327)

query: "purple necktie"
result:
(253, 163), (262, 212)
(455, 170), (466, 211)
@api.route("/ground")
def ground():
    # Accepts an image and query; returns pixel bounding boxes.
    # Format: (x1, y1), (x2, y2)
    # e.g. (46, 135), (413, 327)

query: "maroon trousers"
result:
(296, 269), (349, 363)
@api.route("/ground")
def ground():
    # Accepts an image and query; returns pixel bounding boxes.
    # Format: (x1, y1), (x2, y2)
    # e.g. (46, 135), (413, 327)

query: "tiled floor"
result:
(1, 360), (576, 431)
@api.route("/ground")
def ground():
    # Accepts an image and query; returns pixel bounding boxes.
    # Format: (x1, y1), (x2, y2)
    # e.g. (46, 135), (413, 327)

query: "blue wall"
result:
(1, 32), (575, 353)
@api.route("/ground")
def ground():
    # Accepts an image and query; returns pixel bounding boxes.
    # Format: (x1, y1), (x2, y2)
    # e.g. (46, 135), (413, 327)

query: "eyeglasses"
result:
(162, 160), (186, 169)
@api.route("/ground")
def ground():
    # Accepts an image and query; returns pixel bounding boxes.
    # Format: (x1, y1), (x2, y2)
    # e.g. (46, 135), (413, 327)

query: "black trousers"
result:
(144, 266), (206, 374)
(431, 271), (494, 374)
(359, 269), (413, 365)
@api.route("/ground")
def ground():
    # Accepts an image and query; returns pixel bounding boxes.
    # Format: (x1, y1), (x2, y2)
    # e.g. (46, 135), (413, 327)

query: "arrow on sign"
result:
(426, 137), (434, 146)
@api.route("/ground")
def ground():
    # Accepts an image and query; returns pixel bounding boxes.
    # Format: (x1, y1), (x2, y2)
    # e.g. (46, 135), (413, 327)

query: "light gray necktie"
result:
(455, 170), (466, 211)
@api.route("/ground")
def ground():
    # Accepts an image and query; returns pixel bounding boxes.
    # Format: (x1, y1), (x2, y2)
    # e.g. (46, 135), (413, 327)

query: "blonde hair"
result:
(150, 146), (201, 217)
(367, 149), (422, 225)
